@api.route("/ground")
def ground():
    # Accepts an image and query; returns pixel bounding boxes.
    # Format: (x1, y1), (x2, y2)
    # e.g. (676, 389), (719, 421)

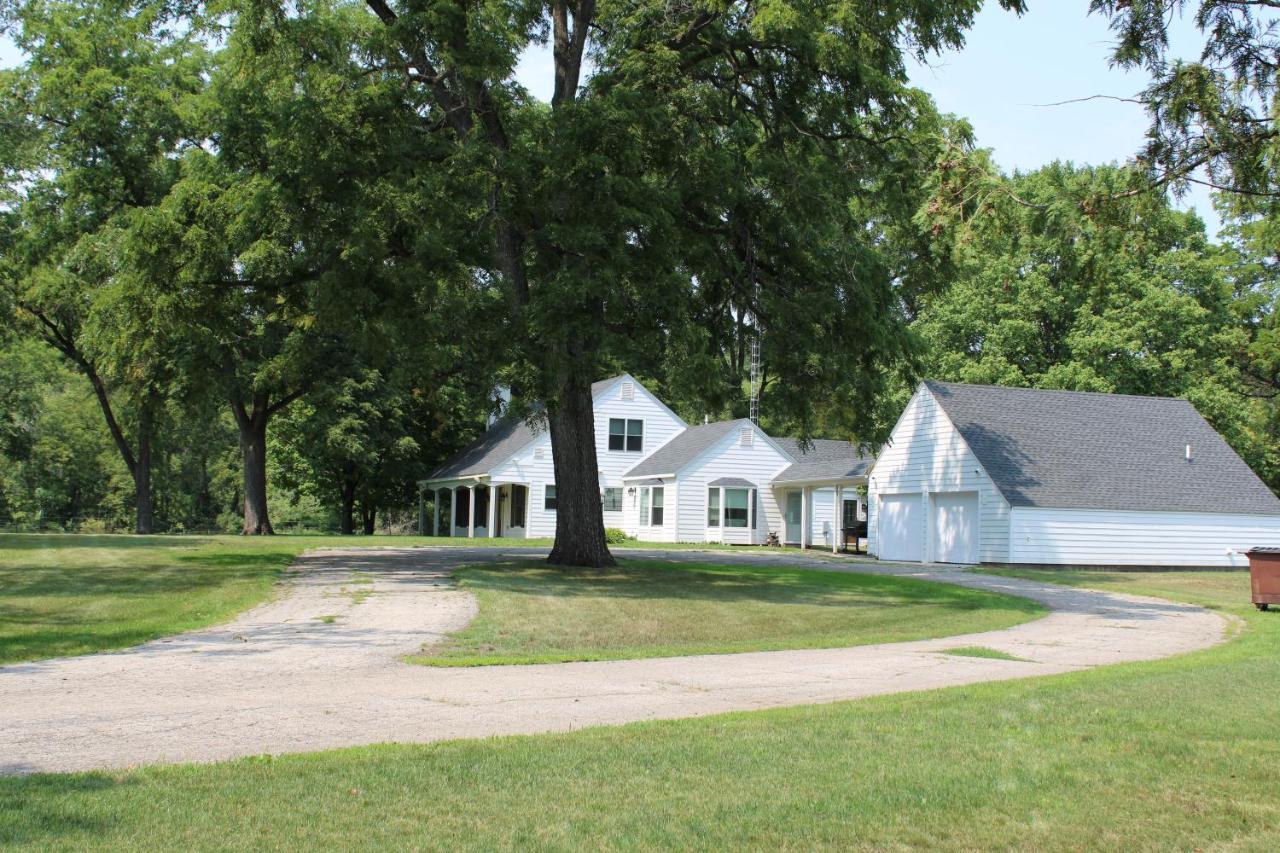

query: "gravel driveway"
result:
(0, 547), (1228, 775)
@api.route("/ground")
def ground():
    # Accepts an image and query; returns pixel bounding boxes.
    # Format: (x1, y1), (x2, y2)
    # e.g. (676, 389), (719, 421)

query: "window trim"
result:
(602, 487), (622, 513)
(650, 486), (664, 527)
(707, 487), (721, 527)
(544, 484), (557, 512)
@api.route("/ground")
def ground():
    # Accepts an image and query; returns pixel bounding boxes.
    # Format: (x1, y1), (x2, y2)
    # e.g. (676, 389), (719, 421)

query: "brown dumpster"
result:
(1246, 548), (1280, 611)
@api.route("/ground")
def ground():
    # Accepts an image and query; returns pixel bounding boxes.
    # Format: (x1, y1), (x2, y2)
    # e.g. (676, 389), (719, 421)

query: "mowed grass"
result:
(0, 531), (806, 665)
(409, 559), (1045, 665)
(2, 570), (1277, 849)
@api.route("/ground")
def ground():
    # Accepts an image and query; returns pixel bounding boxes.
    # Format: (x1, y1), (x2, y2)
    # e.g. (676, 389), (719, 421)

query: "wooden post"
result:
(833, 486), (842, 554)
(418, 485), (426, 535)
(487, 483), (498, 539)
(801, 486), (810, 549)
(468, 486), (476, 538)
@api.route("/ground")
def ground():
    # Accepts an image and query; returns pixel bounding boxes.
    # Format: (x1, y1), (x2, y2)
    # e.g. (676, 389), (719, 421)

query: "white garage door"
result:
(878, 494), (923, 562)
(932, 491), (979, 564)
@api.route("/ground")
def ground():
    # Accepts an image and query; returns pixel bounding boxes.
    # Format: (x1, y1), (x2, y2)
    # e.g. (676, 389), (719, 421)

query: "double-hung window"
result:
(544, 484), (557, 511)
(650, 486), (664, 526)
(608, 418), (644, 452)
(639, 486), (665, 527)
(707, 489), (720, 527)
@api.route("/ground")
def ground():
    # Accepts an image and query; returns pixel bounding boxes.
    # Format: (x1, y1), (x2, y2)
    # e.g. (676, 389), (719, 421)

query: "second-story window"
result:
(609, 418), (644, 452)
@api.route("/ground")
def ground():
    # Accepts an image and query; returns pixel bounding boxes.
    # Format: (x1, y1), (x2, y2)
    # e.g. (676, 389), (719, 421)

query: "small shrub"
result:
(605, 527), (633, 544)
(76, 517), (113, 534)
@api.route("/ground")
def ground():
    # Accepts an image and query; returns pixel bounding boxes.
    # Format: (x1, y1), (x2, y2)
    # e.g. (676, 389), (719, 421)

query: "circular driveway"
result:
(0, 547), (1228, 775)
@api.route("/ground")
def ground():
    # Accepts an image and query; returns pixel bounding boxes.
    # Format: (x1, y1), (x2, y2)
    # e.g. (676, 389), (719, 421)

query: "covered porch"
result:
(416, 478), (532, 538)
(770, 475), (868, 554)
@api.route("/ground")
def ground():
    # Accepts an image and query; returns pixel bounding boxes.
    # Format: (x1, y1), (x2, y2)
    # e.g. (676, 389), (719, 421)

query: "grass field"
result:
(410, 559), (1044, 665)
(1, 569), (1276, 849)
(0, 533), (761, 664)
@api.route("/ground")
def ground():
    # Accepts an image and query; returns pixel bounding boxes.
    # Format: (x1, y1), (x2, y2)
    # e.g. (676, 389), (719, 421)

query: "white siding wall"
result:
(1010, 507), (1280, 567)
(676, 428), (792, 544)
(593, 379), (687, 532)
(868, 388), (1011, 562)
(484, 375), (688, 539)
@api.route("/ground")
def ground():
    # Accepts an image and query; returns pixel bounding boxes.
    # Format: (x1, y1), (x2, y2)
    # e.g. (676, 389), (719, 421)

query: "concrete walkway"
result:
(0, 547), (1228, 775)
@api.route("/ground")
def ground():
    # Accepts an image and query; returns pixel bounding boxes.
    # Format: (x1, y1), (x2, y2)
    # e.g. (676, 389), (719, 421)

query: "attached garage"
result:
(868, 381), (1280, 567)
(931, 491), (979, 564)
(877, 494), (924, 561)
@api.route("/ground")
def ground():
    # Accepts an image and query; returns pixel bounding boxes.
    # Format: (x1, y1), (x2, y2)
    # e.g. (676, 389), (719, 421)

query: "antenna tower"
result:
(748, 328), (761, 425)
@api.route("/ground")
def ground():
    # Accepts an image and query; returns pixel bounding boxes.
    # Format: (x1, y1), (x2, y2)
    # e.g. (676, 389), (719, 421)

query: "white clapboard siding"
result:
(486, 375), (688, 539)
(676, 425), (792, 544)
(1009, 507), (1280, 567)
(868, 387), (1010, 562)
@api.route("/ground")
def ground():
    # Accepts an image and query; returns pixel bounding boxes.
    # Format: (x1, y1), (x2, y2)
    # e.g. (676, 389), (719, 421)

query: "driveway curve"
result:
(0, 547), (1227, 775)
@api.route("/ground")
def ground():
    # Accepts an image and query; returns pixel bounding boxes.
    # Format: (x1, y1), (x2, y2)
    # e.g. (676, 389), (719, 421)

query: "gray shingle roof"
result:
(424, 376), (624, 481)
(622, 420), (746, 478)
(923, 380), (1280, 515)
(708, 477), (757, 488)
(772, 438), (874, 483)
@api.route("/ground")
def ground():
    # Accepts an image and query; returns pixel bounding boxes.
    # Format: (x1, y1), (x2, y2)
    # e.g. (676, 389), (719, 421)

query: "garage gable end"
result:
(868, 385), (1012, 563)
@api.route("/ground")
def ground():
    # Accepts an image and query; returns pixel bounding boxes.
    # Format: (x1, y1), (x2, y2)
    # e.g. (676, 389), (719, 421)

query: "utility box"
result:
(1246, 548), (1280, 611)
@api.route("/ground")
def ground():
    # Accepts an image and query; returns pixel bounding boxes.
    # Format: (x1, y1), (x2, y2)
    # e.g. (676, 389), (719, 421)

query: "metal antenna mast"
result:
(748, 326), (761, 425)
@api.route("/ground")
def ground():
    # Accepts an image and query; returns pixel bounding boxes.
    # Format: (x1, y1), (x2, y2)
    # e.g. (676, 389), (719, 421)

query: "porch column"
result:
(467, 486), (476, 538)
(801, 486), (810, 549)
(437, 489), (448, 537)
(417, 485), (426, 535)
(833, 486), (842, 554)
(487, 483), (498, 539)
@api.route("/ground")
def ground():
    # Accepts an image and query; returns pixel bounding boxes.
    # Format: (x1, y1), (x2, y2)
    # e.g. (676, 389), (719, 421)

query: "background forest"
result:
(2, 0), (1278, 536)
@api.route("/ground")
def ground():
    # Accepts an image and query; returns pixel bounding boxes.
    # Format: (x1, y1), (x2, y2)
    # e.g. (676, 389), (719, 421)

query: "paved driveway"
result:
(0, 547), (1227, 775)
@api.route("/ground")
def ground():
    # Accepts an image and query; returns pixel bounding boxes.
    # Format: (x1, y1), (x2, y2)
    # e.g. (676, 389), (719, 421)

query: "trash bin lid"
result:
(1247, 546), (1280, 554)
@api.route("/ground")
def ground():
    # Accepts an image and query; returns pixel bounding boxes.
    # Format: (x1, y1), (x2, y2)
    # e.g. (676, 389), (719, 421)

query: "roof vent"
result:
(620, 380), (635, 401)
(740, 427), (753, 447)
(1186, 443), (1193, 462)
(534, 446), (545, 461)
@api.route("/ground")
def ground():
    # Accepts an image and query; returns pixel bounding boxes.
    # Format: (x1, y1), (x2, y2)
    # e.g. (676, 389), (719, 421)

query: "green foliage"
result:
(604, 527), (632, 544)
(915, 159), (1280, 486)
(1091, 1), (1280, 200)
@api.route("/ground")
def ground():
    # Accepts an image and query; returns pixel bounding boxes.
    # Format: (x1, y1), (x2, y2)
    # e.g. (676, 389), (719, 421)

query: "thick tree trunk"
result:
(339, 465), (357, 535)
(547, 367), (615, 567)
(133, 398), (154, 535)
(232, 394), (274, 535)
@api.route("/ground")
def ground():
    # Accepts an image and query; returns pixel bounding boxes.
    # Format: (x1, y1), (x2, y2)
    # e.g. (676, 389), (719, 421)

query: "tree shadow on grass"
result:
(457, 561), (1045, 615)
(0, 772), (129, 846)
(0, 534), (219, 551)
(0, 553), (291, 599)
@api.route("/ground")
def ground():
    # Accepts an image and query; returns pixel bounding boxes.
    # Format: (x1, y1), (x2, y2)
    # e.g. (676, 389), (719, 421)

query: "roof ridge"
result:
(924, 379), (1191, 404)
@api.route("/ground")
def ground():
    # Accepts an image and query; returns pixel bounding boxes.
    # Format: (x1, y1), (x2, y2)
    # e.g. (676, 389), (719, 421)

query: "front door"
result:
(785, 491), (802, 544)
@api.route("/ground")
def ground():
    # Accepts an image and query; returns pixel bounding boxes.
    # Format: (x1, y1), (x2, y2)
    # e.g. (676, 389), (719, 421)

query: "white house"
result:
(419, 374), (872, 547)
(868, 381), (1280, 567)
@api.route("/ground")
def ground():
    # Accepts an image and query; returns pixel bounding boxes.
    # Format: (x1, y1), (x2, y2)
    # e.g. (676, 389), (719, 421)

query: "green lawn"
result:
(0, 533), (548, 664)
(410, 559), (1045, 665)
(2, 569), (1277, 849)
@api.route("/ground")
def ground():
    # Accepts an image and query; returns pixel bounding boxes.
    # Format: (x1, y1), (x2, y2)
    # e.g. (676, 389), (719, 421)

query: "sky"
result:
(2, 2), (1221, 233)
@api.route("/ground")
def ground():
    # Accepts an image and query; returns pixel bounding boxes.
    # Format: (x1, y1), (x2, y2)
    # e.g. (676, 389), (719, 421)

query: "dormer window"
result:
(609, 418), (644, 452)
